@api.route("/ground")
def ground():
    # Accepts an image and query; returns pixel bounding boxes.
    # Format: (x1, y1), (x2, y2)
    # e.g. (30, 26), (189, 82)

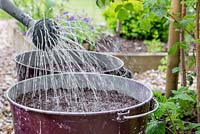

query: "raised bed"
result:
(109, 52), (167, 73)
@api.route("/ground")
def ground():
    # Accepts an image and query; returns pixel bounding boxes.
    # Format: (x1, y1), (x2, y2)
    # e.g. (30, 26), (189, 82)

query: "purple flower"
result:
(83, 17), (91, 23)
(62, 11), (69, 15)
(67, 16), (76, 21)
(89, 25), (94, 30)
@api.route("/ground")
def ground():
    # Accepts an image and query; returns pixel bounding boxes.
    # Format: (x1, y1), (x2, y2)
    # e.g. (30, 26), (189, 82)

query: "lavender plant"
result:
(58, 11), (101, 50)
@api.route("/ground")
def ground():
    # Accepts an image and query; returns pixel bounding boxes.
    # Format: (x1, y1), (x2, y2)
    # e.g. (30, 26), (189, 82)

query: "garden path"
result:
(0, 20), (16, 134)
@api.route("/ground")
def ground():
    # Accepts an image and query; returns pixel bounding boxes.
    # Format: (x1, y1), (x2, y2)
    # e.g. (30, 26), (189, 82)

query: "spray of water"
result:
(14, 11), (130, 113)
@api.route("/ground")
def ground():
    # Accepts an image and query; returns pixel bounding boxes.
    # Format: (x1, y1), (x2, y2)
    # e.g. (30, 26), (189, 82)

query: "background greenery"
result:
(0, 0), (104, 22)
(147, 87), (200, 134)
(102, 0), (169, 41)
(0, 0), (104, 32)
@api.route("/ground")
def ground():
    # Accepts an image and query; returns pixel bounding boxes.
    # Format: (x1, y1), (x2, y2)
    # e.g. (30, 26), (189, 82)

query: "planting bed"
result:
(97, 34), (167, 53)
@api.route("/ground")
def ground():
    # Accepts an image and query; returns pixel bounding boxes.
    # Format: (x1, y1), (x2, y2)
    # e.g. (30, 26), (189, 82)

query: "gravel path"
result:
(0, 20), (166, 134)
(133, 70), (166, 92)
(0, 20), (16, 134)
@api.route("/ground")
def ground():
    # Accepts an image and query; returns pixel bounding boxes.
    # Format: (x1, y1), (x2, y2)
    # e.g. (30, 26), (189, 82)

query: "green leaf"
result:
(124, 3), (133, 11)
(177, 42), (188, 49)
(174, 119), (184, 130)
(117, 9), (128, 21)
(168, 43), (178, 55)
(180, 15), (195, 29)
(172, 87), (189, 95)
(168, 42), (189, 55)
(96, 0), (104, 7)
(153, 91), (167, 103)
(173, 94), (195, 102)
(186, 122), (200, 130)
(140, 17), (152, 32)
(153, 103), (166, 118)
(115, 4), (123, 12)
(146, 121), (165, 134)
(96, 0), (110, 7)
(144, 0), (157, 8)
(154, 9), (166, 17)
(197, 39), (200, 44)
(163, 102), (176, 110)
(172, 67), (180, 74)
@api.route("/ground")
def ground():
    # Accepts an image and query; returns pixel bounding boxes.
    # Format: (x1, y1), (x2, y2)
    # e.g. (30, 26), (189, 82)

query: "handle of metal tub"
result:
(117, 98), (159, 121)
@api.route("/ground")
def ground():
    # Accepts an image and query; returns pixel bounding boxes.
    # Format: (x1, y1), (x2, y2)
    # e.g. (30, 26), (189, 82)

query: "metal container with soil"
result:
(15, 49), (133, 81)
(7, 73), (158, 134)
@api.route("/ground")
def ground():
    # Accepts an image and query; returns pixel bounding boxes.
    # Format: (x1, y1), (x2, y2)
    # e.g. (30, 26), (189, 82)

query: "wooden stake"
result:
(195, 0), (200, 123)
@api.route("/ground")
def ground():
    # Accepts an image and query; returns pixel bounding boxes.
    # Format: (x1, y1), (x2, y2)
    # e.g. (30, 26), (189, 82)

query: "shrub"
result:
(102, 0), (169, 41)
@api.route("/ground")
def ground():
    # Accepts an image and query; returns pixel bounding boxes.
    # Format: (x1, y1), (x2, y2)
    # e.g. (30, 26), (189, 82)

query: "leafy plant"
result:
(144, 39), (165, 53)
(168, 42), (190, 56)
(12, 0), (68, 32)
(58, 12), (101, 51)
(146, 87), (200, 134)
(158, 57), (167, 72)
(102, 0), (169, 41)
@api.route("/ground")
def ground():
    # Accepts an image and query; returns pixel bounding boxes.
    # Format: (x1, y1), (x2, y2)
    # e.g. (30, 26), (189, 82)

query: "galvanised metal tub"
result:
(7, 73), (158, 134)
(15, 50), (129, 81)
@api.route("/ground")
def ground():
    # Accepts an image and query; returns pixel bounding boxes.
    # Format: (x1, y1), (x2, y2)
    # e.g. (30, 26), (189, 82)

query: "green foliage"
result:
(146, 87), (199, 134)
(96, 0), (112, 8)
(102, 0), (169, 41)
(180, 15), (195, 32)
(168, 42), (189, 55)
(144, 39), (165, 53)
(172, 67), (180, 74)
(114, 2), (134, 21)
(12, 0), (68, 32)
(146, 121), (165, 134)
(158, 57), (167, 72)
(143, 0), (170, 18)
(197, 39), (200, 44)
(13, 0), (67, 19)
(168, 43), (178, 55)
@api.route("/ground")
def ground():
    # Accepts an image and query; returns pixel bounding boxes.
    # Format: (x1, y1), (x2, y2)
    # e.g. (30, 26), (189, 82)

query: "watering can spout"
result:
(0, 0), (35, 28)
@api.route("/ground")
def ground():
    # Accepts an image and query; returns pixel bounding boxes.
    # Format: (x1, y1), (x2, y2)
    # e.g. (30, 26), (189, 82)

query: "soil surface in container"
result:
(16, 88), (140, 112)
